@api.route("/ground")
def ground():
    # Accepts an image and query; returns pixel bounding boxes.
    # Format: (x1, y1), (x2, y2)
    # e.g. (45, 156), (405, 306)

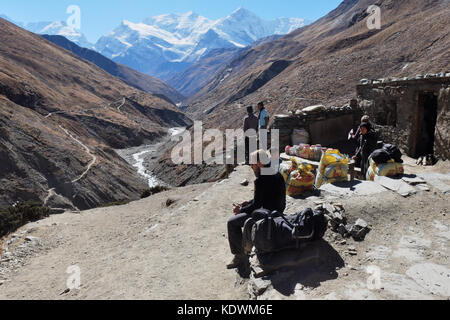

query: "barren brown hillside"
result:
(187, 0), (450, 129)
(0, 18), (191, 209)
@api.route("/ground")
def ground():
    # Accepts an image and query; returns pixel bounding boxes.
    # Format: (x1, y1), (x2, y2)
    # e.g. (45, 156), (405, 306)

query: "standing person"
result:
(353, 122), (378, 179)
(226, 150), (286, 269)
(243, 106), (259, 165)
(349, 115), (373, 167)
(257, 102), (270, 150)
(257, 102), (270, 130)
(349, 115), (372, 141)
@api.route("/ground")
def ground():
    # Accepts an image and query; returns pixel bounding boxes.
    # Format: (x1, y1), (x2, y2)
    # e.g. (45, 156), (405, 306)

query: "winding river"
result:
(115, 127), (186, 188)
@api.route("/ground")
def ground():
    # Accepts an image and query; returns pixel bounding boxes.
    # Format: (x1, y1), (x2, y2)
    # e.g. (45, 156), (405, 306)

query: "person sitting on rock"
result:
(352, 122), (378, 179)
(226, 149), (286, 269)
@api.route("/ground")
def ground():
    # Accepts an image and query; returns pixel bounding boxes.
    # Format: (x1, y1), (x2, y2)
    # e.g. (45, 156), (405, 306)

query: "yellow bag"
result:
(315, 172), (347, 188)
(319, 149), (349, 175)
(368, 158), (404, 179)
(323, 163), (349, 179)
(279, 162), (292, 183)
(366, 166), (376, 181)
(291, 157), (313, 174)
(316, 149), (349, 188)
(396, 162), (404, 175)
(286, 169), (315, 197)
(370, 159), (398, 177)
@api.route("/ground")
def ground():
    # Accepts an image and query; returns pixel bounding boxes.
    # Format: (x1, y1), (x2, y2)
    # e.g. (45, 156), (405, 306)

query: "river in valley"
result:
(115, 127), (186, 188)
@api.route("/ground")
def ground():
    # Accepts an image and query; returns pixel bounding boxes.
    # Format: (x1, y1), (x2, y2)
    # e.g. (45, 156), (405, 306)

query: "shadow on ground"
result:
(260, 240), (345, 296)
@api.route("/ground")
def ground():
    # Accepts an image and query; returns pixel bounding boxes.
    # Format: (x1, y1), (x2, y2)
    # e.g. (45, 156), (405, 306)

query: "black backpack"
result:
(382, 144), (403, 163)
(370, 149), (391, 165)
(243, 208), (328, 254)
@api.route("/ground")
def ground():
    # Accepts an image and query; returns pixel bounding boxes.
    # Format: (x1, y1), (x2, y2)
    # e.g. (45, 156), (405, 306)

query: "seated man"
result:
(226, 149), (286, 269)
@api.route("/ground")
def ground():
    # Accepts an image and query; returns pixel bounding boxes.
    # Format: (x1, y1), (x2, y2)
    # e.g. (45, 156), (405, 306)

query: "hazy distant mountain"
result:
(42, 34), (185, 104)
(0, 14), (93, 49)
(25, 21), (94, 49)
(95, 8), (308, 79)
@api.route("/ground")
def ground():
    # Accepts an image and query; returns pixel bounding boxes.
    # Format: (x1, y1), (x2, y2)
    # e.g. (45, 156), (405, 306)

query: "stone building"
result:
(357, 74), (450, 160)
(271, 101), (363, 154)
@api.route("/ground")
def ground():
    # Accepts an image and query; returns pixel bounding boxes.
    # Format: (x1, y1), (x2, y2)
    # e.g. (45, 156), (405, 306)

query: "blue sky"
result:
(1, 0), (343, 43)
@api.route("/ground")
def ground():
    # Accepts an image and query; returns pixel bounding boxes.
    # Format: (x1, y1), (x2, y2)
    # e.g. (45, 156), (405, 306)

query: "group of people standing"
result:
(243, 102), (270, 164)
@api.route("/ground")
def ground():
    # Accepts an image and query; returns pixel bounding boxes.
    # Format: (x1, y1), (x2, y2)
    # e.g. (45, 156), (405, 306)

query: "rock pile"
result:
(318, 202), (371, 241)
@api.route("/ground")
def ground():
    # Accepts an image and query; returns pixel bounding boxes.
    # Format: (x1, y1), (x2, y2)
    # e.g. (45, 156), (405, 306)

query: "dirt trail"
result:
(58, 125), (97, 183)
(0, 167), (255, 299)
(117, 97), (126, 112)
(0, 163), (449, 300)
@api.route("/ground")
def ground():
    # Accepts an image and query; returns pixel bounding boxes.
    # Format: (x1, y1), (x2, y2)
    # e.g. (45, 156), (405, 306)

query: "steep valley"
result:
(0, 17), (192, 210)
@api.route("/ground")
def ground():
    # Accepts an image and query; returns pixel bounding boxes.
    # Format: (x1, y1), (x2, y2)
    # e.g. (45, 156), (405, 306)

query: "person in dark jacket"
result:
(243, 106), (259, 164)
(353, 122), (378, 179)
(226, 150), (286, 269)
(349, 115), (372, 141)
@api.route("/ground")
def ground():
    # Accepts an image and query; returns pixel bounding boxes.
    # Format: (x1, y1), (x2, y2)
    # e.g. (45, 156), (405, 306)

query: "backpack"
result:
(243, 208), (328, 254)
(382, 144), (403, 163)
(369, 149), (391, 165)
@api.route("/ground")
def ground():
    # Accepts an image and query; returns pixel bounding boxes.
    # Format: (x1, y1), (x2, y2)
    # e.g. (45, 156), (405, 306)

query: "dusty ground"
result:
(0, 159), (449, 300)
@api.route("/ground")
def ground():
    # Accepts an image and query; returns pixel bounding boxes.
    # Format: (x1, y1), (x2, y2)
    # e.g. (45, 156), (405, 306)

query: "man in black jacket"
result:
(353, 123), (378, 179)
(226, 150), (286, 269)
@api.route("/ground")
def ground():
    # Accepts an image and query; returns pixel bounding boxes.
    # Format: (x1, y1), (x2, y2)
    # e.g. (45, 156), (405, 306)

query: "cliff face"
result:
(0, 18), (192, 209)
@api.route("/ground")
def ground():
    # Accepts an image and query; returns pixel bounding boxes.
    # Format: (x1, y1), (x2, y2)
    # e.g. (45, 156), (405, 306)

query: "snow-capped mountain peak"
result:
(0, 14), (93, 49)
(95, 8), (308, 79)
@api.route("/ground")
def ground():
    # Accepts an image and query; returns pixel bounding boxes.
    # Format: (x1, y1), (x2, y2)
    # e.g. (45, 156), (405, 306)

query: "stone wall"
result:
(357, 74), (450, 159)
(436, 87), (450, 160)
(271, 101), (362, 151)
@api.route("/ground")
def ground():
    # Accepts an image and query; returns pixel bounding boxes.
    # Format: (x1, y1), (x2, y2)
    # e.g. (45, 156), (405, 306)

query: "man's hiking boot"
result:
(226, 254), (246, 269)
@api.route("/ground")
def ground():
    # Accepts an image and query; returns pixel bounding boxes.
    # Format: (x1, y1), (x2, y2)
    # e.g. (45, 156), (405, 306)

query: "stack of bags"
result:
(315, 149), (349, 188)
(279, 158), (316, 197)
(366, 159), (404, 181)
(366, 145), (404, 181)
(285, 144), (324, 161)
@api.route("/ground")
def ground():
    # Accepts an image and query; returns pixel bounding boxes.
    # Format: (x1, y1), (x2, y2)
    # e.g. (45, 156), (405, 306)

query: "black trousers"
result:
(227, 212), (251, 255)
(245, 137), (250, 164)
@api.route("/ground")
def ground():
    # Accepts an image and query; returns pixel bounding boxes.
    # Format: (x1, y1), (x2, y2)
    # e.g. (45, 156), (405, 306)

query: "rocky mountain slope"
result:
(95, 8), (307, 79)
(166, 48), (243, 98)
(0, 17), (191, 210)
(41, 35), (185, 104)
(186, 0), (450, 129)
(166, 35), (283, 98)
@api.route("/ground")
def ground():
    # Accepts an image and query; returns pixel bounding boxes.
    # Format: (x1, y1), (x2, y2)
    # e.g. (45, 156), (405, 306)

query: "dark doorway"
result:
(415, 93), (438, 157)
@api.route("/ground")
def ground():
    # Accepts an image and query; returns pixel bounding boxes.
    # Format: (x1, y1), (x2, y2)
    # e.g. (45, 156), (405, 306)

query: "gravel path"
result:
(1, 163), (449, 300)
